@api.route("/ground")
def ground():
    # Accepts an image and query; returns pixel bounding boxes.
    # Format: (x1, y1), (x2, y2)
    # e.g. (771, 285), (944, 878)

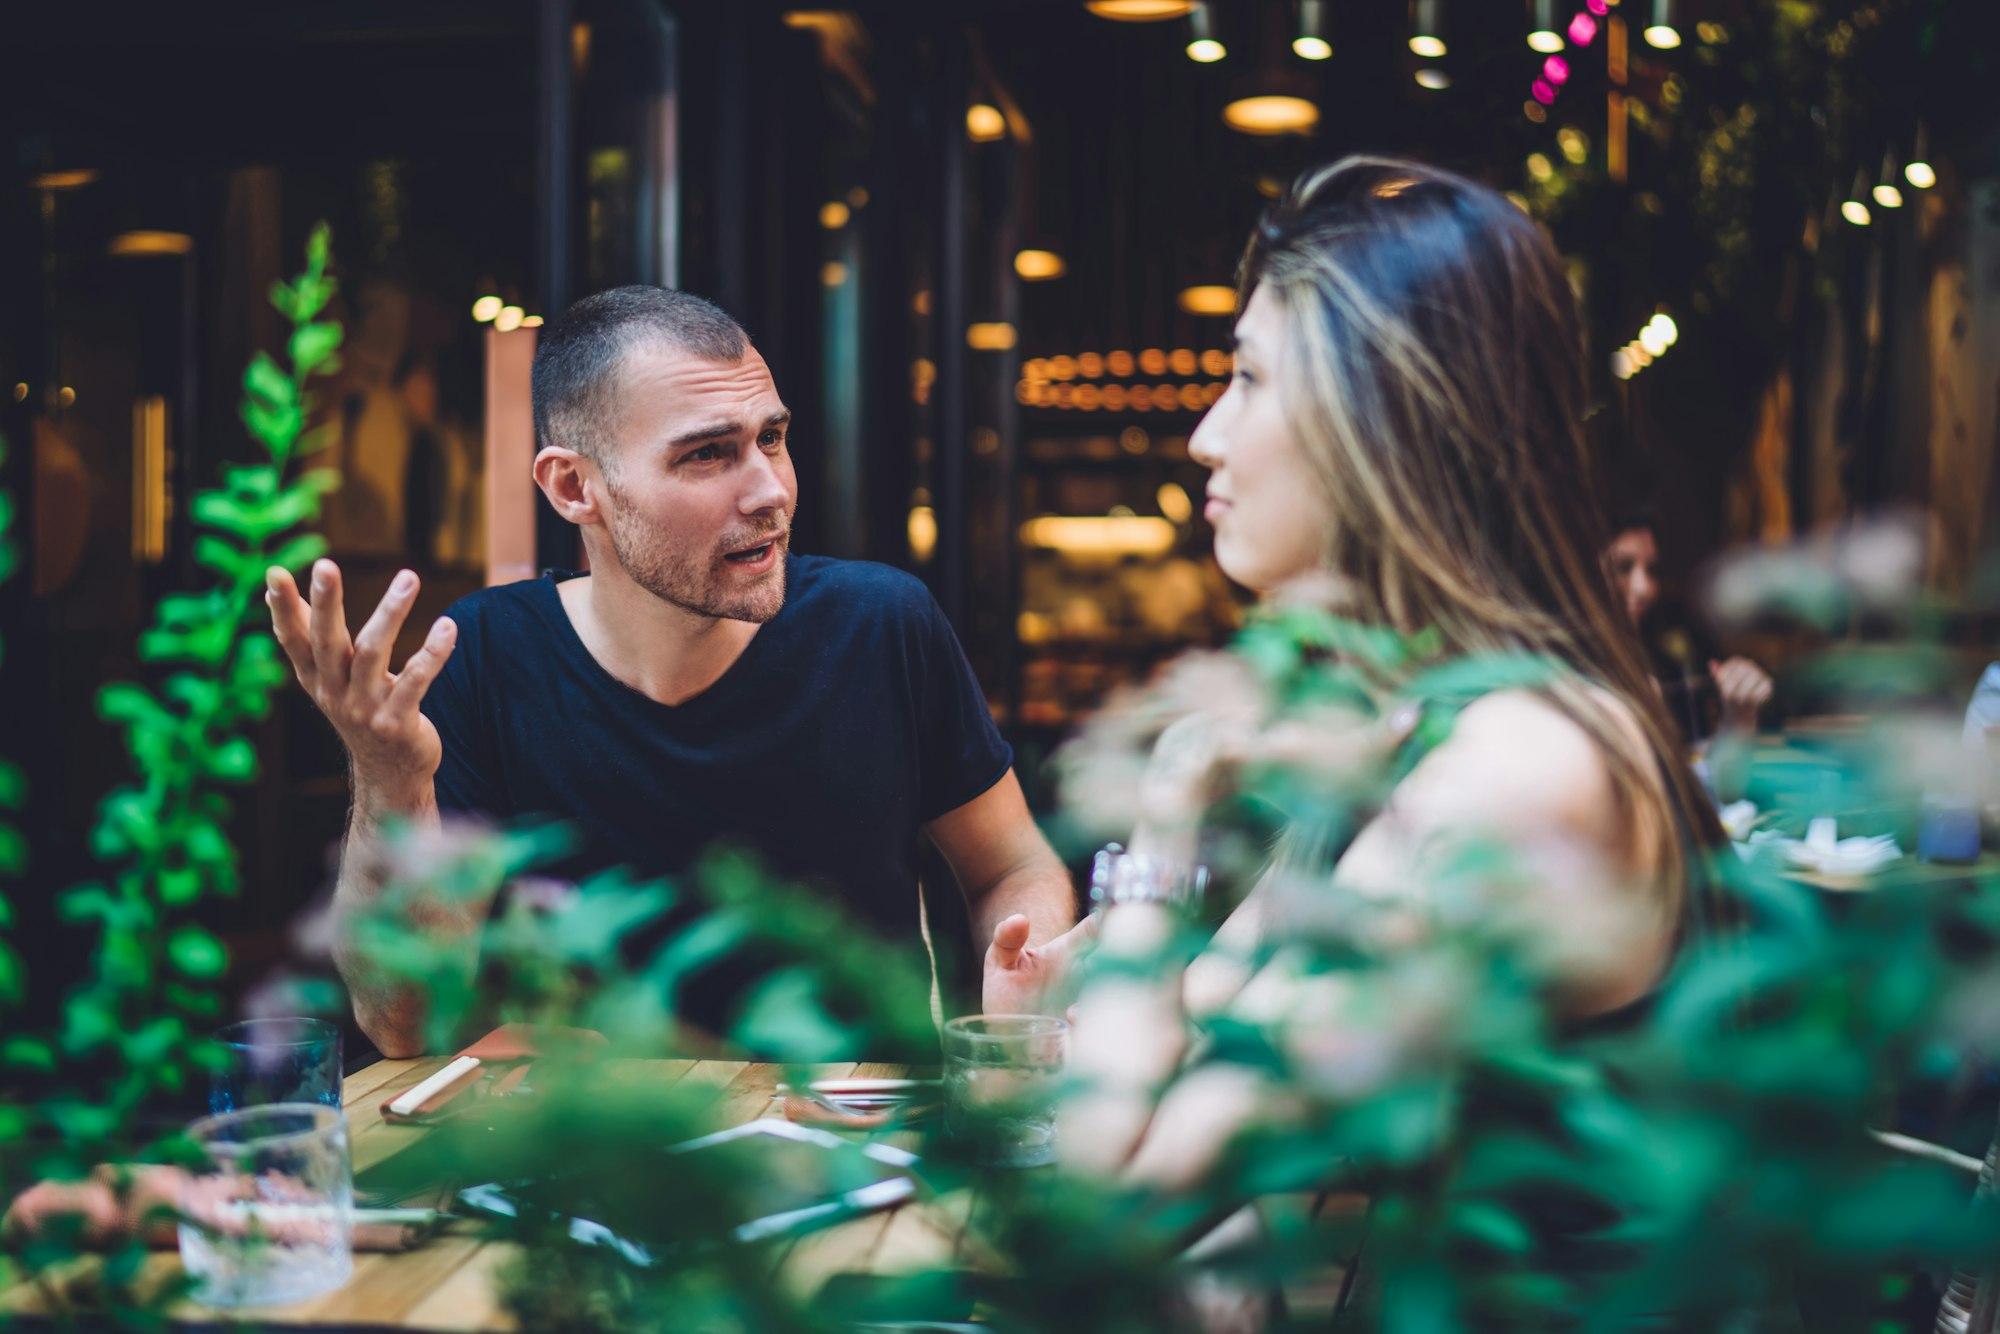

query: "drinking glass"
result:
(178, 1102), (354, 1308)
(944, 1015), (1069, 1168)
(210, 1018), (341, 1113)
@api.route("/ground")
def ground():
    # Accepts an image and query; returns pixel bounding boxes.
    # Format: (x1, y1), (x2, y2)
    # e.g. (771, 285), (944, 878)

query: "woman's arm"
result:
(1063, 689), (1677, 1185)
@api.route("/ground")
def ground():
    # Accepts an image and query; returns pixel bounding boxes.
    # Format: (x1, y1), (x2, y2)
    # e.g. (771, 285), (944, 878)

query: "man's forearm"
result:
(331, 776), (448, 1059)
(969, 850), (1077, 946)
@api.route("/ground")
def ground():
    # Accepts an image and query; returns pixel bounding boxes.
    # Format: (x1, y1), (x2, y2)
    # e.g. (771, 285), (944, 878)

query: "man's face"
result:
(595, 340), (797, 623)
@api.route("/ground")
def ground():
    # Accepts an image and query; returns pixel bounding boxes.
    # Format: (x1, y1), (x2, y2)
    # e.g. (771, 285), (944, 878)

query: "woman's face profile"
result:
(1188, 285), (1329, 594)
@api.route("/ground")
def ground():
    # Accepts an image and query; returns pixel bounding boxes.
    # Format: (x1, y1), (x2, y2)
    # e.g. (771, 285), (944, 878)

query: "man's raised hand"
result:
(265, 559), (456, 798)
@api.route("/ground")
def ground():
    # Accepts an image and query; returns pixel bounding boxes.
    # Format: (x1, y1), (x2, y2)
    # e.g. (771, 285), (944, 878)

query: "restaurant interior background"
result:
(3, 0), (1997, 1023)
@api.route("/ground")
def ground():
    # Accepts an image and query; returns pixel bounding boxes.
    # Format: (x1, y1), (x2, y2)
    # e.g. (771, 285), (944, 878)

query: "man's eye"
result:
(759, 430), (784, 448)
(687, 444), (723, 463)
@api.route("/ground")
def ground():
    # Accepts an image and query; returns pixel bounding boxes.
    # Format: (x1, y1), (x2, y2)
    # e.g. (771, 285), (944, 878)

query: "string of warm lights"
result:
(1018, 380), (1225, 412)
(1609, 311), (1679, 381)
(471, 296), (542, 331)
(1025, 348), (1232, 380)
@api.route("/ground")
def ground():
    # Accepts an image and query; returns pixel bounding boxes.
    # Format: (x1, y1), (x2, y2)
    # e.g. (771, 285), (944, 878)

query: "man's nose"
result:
(740, 446), (791, 514)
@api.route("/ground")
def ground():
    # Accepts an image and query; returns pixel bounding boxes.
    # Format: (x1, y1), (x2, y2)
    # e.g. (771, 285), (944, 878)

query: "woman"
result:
(1061, 157), (1725, 1235)
(1603, 508), (1772, 800)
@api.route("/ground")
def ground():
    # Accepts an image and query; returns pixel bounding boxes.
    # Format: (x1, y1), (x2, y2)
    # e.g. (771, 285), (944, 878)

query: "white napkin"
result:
(1735, 817), (1902, 877)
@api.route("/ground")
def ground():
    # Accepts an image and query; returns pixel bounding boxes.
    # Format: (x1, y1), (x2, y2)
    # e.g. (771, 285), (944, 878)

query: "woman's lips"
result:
(1204, 498), (1231, 524)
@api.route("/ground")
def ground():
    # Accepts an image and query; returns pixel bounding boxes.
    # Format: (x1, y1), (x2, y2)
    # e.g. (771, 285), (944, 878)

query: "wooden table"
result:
(6, 1057), (971, 1330)
(5, 1056), (1352, 1328)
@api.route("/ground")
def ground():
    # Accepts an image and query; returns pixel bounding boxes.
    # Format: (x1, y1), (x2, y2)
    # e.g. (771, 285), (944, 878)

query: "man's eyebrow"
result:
(668, 409), (792, 449)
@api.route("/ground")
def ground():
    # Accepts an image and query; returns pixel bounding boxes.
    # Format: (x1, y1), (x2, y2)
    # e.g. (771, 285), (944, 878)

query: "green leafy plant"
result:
(0, 227), (343, 1323)
(0, 432), (24, 1005)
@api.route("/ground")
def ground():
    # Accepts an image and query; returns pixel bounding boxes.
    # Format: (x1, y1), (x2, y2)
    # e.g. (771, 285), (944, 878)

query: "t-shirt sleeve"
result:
(420, 615), (507, 818)
(913, 591), (1014, 822)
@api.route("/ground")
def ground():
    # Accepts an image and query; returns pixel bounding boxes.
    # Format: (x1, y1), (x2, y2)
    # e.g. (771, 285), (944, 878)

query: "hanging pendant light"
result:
(1643, 0), (1682, 49)
(1904, 124), (1937, 190)
(1409, 0), (1447, 59)
(1871, 150), (1904, 210)
(1839, 169), (1872, 227)
(1293, 0), (1332, 60)
(1185, 2), (1225, 62)
(1527, 0), (1565, 53)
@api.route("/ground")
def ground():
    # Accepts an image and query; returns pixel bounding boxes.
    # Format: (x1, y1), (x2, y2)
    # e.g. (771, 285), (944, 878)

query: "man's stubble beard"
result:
(602, 476), (794, 624)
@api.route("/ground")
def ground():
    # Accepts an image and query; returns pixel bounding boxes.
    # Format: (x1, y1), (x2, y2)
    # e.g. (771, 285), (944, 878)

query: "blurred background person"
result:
(1603, 504), (1772, 800)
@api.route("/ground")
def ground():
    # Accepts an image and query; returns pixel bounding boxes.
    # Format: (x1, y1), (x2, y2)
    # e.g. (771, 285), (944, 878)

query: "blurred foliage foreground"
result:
(1, 232), (1999, 1332)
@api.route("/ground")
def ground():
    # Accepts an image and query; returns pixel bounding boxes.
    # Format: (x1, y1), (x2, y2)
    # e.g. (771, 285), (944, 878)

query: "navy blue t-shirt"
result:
(420, 554), (1012, 1020)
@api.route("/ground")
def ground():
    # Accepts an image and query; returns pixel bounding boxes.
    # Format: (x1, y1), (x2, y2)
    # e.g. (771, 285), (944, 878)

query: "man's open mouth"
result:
(723, 536), (784, 564)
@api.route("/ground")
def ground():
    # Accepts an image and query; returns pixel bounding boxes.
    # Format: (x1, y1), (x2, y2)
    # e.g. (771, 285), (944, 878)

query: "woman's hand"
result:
(1710, 656), (1773, 734)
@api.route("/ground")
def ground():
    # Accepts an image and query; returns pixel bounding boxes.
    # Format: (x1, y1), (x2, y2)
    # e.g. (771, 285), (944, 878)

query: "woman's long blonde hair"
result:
(1242, 156), (1724, 930)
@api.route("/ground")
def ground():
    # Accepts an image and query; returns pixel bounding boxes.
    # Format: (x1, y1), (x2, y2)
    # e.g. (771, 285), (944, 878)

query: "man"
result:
(267, 286), (1085, 1057)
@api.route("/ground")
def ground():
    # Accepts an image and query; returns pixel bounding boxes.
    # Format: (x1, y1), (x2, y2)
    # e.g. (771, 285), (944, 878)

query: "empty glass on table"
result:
(178, 1102), (354, 1307)
(210, 1017), (342, 1112)
(944, 1014), (1069, 1168)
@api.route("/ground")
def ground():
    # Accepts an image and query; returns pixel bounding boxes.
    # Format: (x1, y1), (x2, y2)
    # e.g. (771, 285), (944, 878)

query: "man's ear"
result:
(533, 446), (602, 525)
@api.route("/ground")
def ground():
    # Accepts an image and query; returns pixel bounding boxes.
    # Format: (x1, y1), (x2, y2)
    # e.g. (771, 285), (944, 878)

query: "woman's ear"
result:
(533, 446), (601, 525)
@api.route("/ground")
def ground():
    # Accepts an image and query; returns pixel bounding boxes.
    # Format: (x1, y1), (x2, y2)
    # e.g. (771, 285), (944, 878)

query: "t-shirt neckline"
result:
(534, 560), (793, 717)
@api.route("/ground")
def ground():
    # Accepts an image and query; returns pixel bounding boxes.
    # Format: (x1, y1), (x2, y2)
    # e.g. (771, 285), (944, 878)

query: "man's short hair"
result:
(531, 285), (750, 463)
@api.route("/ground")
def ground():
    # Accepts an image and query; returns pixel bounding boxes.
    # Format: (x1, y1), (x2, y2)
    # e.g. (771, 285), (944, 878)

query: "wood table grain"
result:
(2, 1057), (955, 1330)
(3, 1056), (1350, 1328)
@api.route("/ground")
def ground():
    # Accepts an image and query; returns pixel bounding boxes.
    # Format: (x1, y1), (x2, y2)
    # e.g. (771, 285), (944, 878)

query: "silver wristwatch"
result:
(1089, 843), (1209, 911)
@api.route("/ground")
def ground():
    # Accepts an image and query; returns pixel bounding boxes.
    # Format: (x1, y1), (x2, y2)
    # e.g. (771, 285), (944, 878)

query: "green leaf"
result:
(97, 681), (170, 729)
(92, 791), (158, 857)
(193, 533), (246, 580)
(294, 275), (335, 323)
(268, 277), (300, 322)
(57, 883), (117, 924)
(265, 532), (329, 577)
(191, 489), (263, 535)
(155, 592), (224, 628)
(124, 1017), (185, 1066)
(2, 1037), (55, 1072)
(62, 993), (120, 1052)
(158, 864), (201, 905)
(256, 484), (334, 532)
(1449, 1201), (1534, 1257)
(289, 321), (343, 376)
(242, 352), (297, 411)
(206, 737), (258, 782)
(241, 397), (303, 452)
(168, 927), (228, 979)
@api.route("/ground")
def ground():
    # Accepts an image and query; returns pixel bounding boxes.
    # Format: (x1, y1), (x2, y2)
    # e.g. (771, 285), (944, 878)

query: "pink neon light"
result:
(1531, 79), (1556, 104)
(1586, 0), (1608, 13)
(1543, 55), (1571, 84)
(1568, 12), (1598, 44)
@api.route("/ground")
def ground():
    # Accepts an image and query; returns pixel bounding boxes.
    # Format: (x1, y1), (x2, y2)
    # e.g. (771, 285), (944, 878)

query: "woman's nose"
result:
(1188, 414), (1222, 469)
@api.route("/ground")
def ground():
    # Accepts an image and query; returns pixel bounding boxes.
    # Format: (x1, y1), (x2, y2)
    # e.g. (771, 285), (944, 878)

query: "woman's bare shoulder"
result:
(1403, 688), (1623, 832)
